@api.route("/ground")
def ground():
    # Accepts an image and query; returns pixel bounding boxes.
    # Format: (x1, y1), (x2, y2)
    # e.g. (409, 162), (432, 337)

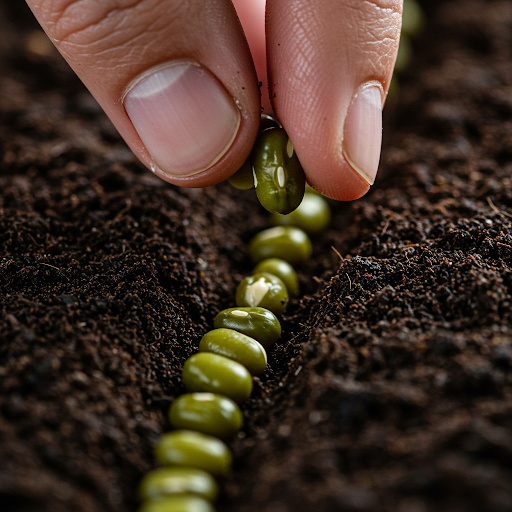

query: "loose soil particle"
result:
(2, 1), (512, 512)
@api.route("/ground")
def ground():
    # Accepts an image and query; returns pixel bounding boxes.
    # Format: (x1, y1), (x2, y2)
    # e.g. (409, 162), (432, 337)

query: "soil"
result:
(2, 1), (512, 511)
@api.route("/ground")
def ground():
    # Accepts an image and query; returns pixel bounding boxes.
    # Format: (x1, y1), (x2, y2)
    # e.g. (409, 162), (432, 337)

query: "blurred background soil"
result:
(2, 1), (512, 511)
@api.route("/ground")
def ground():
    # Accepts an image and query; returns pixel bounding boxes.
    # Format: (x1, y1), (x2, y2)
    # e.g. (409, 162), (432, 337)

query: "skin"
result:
(25, 0), (402, 201)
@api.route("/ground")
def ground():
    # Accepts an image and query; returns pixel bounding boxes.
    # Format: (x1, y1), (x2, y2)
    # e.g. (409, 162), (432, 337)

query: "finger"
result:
(26, 0), (261, 187)
(232, 0), (270, 112)
(267, 0), (402, 200)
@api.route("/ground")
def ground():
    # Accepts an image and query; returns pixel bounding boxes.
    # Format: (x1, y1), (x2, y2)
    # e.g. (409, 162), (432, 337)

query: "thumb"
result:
(25, 0), (261, 187)
(267, 0), (402, 200)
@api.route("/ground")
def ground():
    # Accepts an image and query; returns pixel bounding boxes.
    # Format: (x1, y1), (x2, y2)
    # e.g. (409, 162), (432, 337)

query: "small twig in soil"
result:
(107, 199), (132, 226)
(331, 246), (343, 261)
(39, 262), (61, 271)
(38, 262), (69, 281)
(27, 232), (42, 246)
(487, 197), (512, 219)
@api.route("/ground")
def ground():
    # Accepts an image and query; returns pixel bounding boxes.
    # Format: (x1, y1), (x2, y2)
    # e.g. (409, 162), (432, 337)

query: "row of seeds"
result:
(136, 2), (425, 506)
(138, 172), (331, 512)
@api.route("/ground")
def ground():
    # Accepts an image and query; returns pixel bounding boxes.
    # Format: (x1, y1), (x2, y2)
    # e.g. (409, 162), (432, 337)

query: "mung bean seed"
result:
(253, 258), (299, 297)
(249, 226), (312, 266)
(401, 0), (424, 36)
(271, 193), (331, 235)
(155, 430), (232, 477)
(228, 158), (254, 190)
(139, 467), (218, 502)
(259, 113), (281, 131)
(199, 328), (267, 376)
(213, 307), (281, 348)
(169, 393), (243, 439)
(138, 494), (215, 512)
(235, 272), (289, 316)
(182, 352), (253, 404)
(252, 128), (306, 214)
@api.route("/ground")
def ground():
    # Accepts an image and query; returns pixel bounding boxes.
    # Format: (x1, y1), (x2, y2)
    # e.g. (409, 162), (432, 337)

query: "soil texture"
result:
(2, 1), (512, 511)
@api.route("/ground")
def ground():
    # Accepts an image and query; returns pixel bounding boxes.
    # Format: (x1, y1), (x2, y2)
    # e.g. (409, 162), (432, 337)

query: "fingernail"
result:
(342, 85), (383, 186)
(124, 62), (240, 177)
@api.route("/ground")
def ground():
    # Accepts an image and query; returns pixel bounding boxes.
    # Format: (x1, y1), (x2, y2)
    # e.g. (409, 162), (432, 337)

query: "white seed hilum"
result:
(231, 310), (249, 317)
(286, 138), (294, 158)
(245, 277), (270, 307)
(276, 166), (286, 188)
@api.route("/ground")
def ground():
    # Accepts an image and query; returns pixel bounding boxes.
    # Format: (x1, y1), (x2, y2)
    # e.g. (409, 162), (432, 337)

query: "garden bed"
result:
(2, 1), (512, 511)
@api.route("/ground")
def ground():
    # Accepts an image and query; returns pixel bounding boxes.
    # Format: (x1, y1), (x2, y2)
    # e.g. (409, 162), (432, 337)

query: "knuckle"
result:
(42, 0), (185, 50)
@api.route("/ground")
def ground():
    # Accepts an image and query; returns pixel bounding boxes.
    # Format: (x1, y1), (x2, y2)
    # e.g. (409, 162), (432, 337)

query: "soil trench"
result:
(2, 1), (512, 512)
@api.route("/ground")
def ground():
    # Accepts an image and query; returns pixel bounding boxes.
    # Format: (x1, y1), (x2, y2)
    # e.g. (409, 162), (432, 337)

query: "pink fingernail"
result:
(342, 85), (383, 186)
(124, 62), (240, 177)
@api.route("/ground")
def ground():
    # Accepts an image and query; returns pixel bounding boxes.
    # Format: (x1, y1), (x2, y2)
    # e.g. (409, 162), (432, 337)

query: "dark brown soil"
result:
(2, 1), (512, 511)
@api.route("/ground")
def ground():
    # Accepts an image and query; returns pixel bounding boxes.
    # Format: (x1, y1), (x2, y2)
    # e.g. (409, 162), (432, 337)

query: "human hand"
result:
(26, 0), (402, 201)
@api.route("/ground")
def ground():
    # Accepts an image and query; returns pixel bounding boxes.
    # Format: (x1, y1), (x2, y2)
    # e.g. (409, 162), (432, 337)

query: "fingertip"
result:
(27, 0), (262, 189)
(300, 152), (372, 202)
(123, 61), (255, 187)
(267, 0), (399, 202)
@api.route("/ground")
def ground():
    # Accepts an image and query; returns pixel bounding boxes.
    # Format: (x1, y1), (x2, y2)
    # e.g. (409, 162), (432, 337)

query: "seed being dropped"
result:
(252, 127), (305, 214)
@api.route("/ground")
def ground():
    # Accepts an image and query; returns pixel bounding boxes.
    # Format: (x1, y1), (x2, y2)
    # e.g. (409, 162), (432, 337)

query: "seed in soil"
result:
(271, 193), (331, 235)
(182, 352), (253, 404)
(155, 430), (232, 477)
(213, 307), (281, 348)
(169, 393), (243, 439)
(252, 127), (306, 214)
(401, 0), (424, 36)
(199, 328), (267, 376)
(235, 272), (289, 316)
(249, 226), (312, 266)
(138, 494), (215, 512)
(139, 466), (218, 502)
(253, 258), (299, 297)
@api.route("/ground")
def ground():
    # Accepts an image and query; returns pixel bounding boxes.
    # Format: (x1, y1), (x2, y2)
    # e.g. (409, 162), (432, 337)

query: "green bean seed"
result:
(394, 33), (412, 74)
(169, 393), (243, 439)
(155, 430), (232, 477)
(139, 495), (215, 512)
(235, 272), (289, 316)
(259, 114), (281, 131)
(252, 127), (306, 214)
(199, 328), (267, 376)
(213, 307), (281, 348)
(182, 352), (253, 404)
(139, 467), (218, 502)
(228, 158), (254, 190)
(271, 193), (331, 235)
(305, 184), (338, 206)
(249, 226), (312, 266)
(253, 258), (299, 297)
(401, 0), (424, 37)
